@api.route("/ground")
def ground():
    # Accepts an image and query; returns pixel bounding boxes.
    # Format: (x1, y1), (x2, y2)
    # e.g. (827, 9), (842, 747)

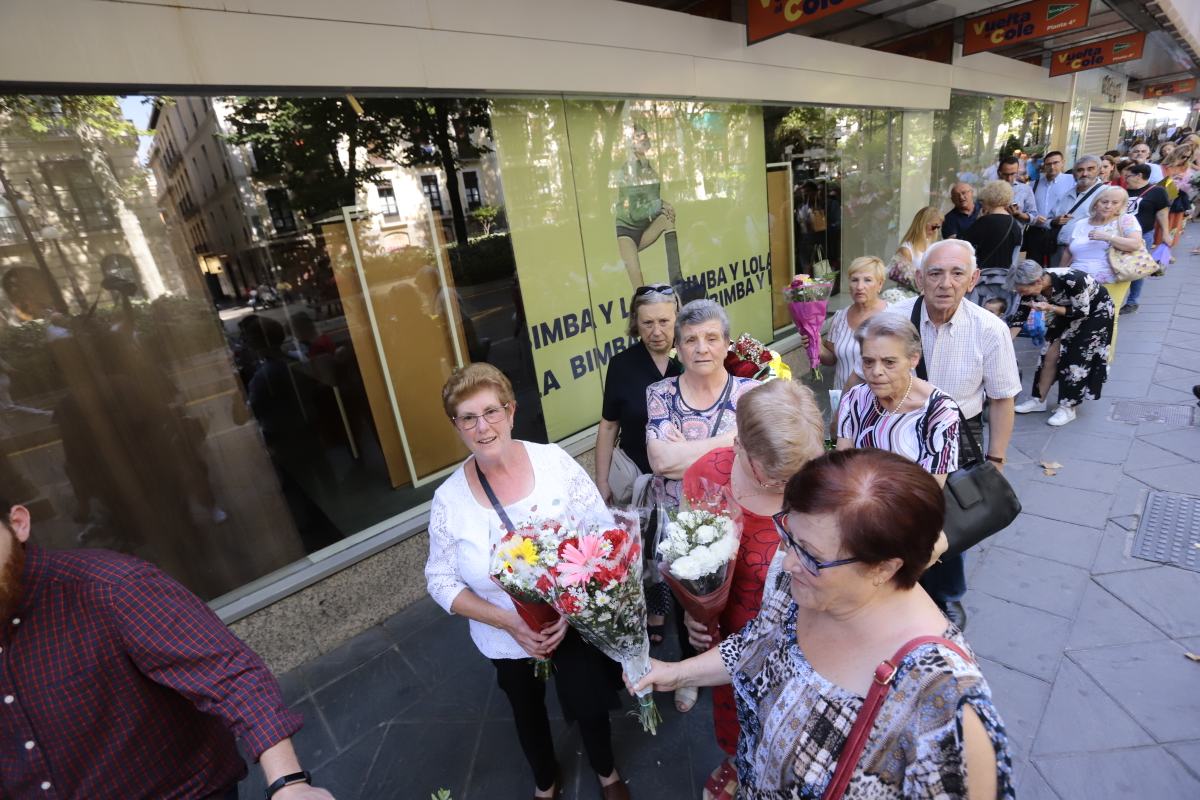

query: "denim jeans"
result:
(920, 413), (985, 605)
(1127, 230), (1156, 306)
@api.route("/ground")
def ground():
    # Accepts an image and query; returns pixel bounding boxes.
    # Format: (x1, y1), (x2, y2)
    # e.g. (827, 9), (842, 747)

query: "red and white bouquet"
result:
(490, 522), (563, 680)
(783, 273), (837, 381)
(548, 510), (661, 734)
(724, 333), (792, 382)
(657, 482), (743, 646)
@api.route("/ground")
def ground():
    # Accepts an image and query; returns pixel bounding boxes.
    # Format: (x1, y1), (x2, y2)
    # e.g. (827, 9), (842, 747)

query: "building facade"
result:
(2, 0), (1197, 671)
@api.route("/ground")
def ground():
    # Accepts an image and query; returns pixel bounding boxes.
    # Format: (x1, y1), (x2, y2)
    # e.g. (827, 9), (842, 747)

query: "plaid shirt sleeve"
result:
(109, 564), (303, 760)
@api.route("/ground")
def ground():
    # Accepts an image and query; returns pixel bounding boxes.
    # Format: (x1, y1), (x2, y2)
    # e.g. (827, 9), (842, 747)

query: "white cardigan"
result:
(424, 441), (610, 660)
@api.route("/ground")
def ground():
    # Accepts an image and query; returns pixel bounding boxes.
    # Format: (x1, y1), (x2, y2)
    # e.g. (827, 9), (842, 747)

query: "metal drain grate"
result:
(1109, 401), (1197, 426)
(1132, 492), (1200, 572)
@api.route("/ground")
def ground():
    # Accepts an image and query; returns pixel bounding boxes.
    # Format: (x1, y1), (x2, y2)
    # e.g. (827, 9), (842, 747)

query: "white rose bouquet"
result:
(656, 480), (743, 645)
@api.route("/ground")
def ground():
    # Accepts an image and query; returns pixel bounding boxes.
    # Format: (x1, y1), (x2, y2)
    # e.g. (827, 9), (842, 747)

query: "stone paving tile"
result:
(1072, 639), (1200, 744)
(301, 625), (396, 693)
(1159, 346), (1200, 372)
(978, 657), (1051, 761)
(970, 546), (1089, 619)
(1138, 426), (1200, 460)
(1013, 762), (1061, 800)
(1036, 746), (1200, 798)
(1095, 567), (1200, 638)
(366, 721), (477, 800)
(1029, 457), (1124, 494)
(1030, 658), (1154, 756)
(1066, 580), (1167, 650)
(1098, 378), (1151, 398)
(313, 647), (426, 748)
(989, 514), (1102, 569)
(1122, 439), (1193, 472)
(1168, 314), (1200, 335)
(1166, 741), (1200, 782)
(1015, 481), (1112, 528)
(1105, 476), (1153, 521)
(1034, 429), (1134, 466)
(1091, 522), (1157, 574)
(1127, 461), (1200, 494)
(961, 591), (1071, 681)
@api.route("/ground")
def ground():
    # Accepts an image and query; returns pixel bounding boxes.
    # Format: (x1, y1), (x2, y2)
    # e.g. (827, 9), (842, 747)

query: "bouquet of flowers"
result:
(490, 522), (563, 680)
(724, 333), (792, 382)
(656, 482), (743, 647)
(880, 286), (917, 304)
(783, 273), (837, 380)
(547, 510), (661, 734)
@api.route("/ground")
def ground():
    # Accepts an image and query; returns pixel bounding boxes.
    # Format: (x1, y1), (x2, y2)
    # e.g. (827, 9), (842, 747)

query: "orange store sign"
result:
(962, 0), (1089, 56)
(1144, 78), (1198, 99)
(1049, 32), (1146, 77)
(747, 0), (874, 45)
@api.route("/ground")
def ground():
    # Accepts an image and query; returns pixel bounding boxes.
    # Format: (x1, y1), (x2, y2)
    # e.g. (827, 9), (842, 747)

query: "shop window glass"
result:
(463, 171), (482, 210)
(930, 92), (1055, 200)
(0, 92), (543, 605)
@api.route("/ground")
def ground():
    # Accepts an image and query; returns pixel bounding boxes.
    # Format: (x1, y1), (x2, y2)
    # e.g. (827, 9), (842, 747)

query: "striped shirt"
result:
(837, 384), (960, 474)
(822, 307), (861, 390)
(886, 298), (1022, 418)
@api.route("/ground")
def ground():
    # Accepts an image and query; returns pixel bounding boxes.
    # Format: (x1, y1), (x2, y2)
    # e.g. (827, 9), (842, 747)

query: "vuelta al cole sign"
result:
(962, 0), (1089, 56)
(1049, 32), (1146, 77)
(747, 0), (874, 45)
(1144, 78), (1198, 99)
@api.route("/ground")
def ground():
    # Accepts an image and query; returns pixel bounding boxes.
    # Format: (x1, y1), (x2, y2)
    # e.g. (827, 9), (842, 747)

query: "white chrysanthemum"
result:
(695, 524), (718, 544)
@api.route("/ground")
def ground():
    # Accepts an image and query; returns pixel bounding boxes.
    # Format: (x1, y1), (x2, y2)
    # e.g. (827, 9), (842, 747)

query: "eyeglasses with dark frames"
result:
(451, 403), (510, 431)
(771, 510), (861, 577)
(634, 284), (675, 297)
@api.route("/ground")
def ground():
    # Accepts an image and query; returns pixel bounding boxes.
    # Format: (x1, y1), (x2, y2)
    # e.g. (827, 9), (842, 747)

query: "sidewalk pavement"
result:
(241, 233), (1200, 800)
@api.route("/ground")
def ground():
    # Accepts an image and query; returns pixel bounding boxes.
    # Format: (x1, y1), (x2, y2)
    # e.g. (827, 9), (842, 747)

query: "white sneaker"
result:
(1015, 397), (1048, 414)
(1047, 405), (1076, 426)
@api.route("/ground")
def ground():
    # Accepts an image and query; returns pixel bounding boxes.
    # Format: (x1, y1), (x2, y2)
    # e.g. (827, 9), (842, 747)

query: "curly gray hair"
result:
(1004, 259), (1045, 292)
(675, 298), (729, 344)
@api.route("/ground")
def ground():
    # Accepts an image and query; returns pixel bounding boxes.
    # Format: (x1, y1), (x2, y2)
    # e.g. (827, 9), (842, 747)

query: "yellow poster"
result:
(492, 98), (771, 440)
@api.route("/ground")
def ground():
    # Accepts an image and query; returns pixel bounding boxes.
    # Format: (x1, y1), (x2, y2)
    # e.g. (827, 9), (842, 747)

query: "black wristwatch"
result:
(265, 771), (312, 798)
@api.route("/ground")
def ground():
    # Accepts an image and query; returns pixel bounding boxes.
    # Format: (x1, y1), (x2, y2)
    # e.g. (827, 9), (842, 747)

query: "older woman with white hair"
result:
(804, 256), (890, 394)
(1009, 260), (1115, 427)
(646, 298), (757, 713)
(1060, 184), (1141, 360)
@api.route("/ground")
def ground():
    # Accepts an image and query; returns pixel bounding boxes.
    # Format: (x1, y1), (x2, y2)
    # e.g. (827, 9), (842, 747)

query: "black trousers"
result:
(492, 628), (619, 791)
(921, 413), (985, 605)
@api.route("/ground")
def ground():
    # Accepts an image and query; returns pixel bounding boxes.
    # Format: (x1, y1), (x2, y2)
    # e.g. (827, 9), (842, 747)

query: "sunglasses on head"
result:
(634, 284), (675, 297)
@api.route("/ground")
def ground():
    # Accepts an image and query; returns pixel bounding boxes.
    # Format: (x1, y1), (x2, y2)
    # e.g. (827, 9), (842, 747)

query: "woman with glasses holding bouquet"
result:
(425, 363), (631, 800)
(631, 449), (1013, 800)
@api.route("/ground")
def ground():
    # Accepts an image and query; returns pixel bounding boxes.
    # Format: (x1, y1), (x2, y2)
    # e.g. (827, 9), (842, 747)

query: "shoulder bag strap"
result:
(708, 375), (734, 437)
(909, 299), (928, 382)
(475, 460), (516, 534)
(979, 217), (1017, 266)
(954, 406), (985, 468)
(1065, 181), (1103, 217)
(821, 636), (974, 800)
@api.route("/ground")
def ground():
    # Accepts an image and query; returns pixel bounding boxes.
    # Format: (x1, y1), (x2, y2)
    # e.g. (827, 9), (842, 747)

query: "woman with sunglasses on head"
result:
(631, 449), (1012, 800)
(595, 285), (680, 666)
(425, 363), (631, 800)
(678, 379), (826, 800)
(891, 206), (943, 291)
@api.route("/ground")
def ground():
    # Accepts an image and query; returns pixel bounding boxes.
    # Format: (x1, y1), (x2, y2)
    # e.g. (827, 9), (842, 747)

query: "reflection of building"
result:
(0, 100), (195, 315)
(147, 97), (310, 301)
(362, 143), (506, 250)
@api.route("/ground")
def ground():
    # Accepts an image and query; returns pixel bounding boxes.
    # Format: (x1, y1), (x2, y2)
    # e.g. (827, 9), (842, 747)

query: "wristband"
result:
(266, 771), (312, 799)
(985, 455), (1005, 465)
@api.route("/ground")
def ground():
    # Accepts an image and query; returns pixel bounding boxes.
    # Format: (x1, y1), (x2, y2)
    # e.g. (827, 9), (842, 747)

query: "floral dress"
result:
(1010, 269), (1114, 408)
(682, 447), (780, 756)
(719, 574), (1015, 799)
(645, 375), (757, 509)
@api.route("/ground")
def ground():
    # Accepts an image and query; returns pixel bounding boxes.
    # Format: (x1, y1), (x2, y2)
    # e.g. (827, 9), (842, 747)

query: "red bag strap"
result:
(820, 636), (973, 800)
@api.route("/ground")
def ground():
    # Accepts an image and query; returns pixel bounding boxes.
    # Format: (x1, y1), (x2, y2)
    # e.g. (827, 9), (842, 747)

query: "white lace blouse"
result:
(424, 441), (611, 660)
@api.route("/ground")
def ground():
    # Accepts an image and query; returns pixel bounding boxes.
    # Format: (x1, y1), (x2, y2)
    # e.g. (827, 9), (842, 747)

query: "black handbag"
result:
(910, 299), (1022, 555)
(941, 408), (1022, 556)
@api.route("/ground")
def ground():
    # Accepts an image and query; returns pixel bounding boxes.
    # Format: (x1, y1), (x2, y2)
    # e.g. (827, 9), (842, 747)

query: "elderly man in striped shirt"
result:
(888, 239), (1022, 629)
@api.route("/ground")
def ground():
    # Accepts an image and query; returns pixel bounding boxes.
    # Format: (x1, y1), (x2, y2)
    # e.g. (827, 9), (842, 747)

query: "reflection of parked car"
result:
(249, 284), (281, 310)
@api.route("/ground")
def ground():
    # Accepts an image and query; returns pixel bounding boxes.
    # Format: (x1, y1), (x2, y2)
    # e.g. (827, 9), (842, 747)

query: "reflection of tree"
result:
(0, 95), (161, 311)
(225, 97), (492, 247)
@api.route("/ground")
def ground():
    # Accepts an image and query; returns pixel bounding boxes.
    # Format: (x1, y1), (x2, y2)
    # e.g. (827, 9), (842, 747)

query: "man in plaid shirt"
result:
(0, 495), (334, 800)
